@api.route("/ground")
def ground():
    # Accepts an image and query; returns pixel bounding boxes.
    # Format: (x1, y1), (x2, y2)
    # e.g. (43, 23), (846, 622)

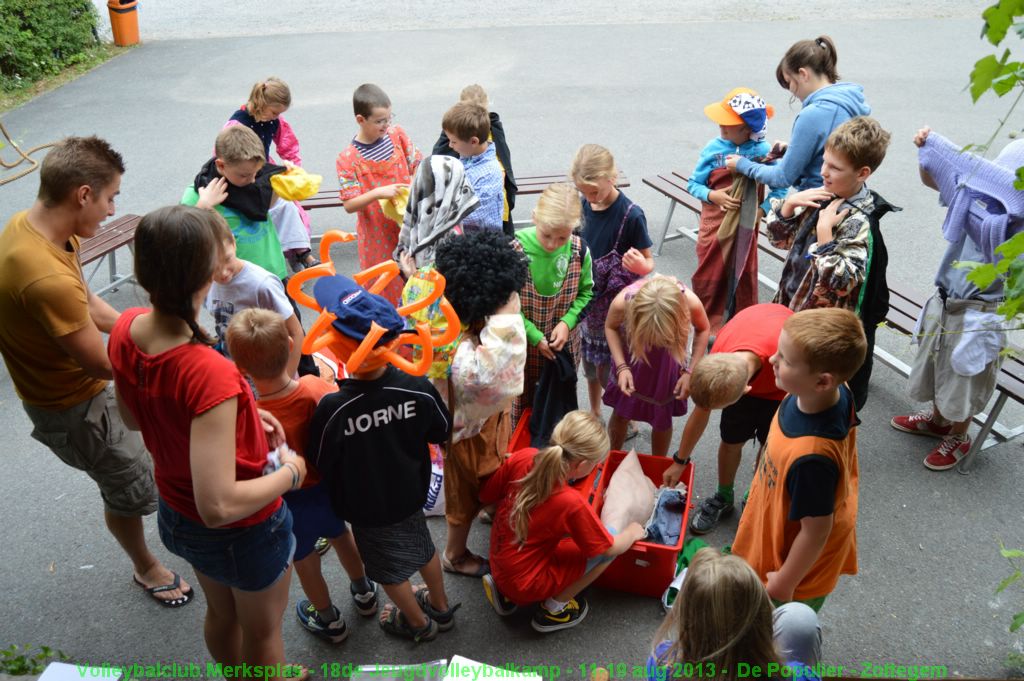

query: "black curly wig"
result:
(434, 229), (528, 329)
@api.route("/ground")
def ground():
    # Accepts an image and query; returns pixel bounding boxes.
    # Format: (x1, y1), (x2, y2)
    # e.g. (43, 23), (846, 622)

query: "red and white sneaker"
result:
(923, 434), (971, 471)
(890, 411), (953, 438)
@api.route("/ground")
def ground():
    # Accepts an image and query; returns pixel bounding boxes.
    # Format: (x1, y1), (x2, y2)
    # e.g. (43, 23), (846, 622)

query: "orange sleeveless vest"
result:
(732, 395), (859, 600)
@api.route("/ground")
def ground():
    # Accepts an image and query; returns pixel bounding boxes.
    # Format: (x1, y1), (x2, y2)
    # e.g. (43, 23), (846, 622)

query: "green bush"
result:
(0, 0), (99, 92)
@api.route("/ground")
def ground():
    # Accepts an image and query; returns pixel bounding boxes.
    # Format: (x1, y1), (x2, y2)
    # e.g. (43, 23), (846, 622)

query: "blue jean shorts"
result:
(284, 483), (347, 562)
(158, 498), (296, 592)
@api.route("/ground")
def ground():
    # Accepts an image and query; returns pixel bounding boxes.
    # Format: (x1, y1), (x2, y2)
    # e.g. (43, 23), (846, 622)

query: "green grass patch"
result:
(0, 42), (131, 114)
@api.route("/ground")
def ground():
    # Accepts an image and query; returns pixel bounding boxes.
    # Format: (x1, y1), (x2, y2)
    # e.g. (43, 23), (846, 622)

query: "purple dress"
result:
(601, 279), (688, 431)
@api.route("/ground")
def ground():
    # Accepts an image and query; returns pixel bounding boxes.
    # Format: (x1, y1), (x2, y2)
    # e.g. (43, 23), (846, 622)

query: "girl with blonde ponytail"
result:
(479, 411), (645, 633)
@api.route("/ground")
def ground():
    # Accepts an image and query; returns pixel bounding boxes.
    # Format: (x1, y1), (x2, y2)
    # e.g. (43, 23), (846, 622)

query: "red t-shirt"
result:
(480, 448), (613, 604)
(710, 303), (793, 401)
(257, 375), (337, 487)
(108, 308), (280, 527)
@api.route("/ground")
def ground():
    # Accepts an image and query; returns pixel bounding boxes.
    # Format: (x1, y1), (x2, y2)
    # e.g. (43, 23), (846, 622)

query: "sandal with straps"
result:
(378, 604), (438, 642)
(412, 586), (461, 631)
(441, 550), (490, 577)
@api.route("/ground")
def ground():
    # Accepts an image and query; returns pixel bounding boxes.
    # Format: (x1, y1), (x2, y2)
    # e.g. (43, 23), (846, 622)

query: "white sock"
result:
(543, 597), (569, 613)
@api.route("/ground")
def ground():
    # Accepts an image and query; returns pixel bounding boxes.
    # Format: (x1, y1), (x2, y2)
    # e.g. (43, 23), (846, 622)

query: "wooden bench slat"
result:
(80, 214), (140, 265)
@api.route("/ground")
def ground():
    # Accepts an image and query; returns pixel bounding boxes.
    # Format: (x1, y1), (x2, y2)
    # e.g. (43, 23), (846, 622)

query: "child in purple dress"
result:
(603, 276), (710, 457)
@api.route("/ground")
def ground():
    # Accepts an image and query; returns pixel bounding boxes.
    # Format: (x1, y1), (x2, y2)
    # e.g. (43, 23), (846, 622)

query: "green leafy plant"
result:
(0, 644), (68, 675)
(0, 0), (99, 92)
(969, 1), (1024, 663)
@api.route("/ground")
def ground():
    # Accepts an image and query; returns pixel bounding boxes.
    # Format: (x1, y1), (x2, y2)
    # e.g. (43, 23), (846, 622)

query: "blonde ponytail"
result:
(247, 77), (292, 118)
(508, 411), (609, 544)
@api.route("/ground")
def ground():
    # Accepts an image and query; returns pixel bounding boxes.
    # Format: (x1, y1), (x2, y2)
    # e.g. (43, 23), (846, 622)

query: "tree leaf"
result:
(995, 230), (1024, 258)
(971, 54), (1003, 101)
(984, 2), (1014, 44)
(996, 569), (1023, 592)
(959, 261), (1000, 289)
(1012, 610), (1024, 632)
(1001, 547), (1024, 558)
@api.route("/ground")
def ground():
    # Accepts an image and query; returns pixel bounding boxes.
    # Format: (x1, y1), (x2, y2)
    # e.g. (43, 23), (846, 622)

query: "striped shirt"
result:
(352, 134), (395, 162)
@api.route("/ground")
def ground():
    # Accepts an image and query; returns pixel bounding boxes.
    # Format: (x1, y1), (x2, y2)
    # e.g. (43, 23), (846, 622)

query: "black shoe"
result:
(689, 492), (735, 535)
(531, 596), (589, 633)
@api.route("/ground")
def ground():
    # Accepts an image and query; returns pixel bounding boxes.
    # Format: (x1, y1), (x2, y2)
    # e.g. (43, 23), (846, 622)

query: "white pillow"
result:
(600, 449), (656, 534)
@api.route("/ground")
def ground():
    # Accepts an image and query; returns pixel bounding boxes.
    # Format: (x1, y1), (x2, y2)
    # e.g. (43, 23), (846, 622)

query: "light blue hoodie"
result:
(734, 81), (870, 192)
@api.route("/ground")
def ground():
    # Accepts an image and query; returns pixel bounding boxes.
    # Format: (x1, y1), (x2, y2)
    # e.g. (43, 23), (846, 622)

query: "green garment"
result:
(515, 227), (594, 346)
(181, 187), (288, 280)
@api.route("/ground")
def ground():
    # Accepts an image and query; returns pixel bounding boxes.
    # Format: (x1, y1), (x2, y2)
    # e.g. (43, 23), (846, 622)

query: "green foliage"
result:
(0, 644), (68, 675)
(0, 0), (100, 92)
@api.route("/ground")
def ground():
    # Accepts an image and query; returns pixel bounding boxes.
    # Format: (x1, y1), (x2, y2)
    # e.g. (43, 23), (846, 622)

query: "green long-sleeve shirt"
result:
(515, 227), (594, 346)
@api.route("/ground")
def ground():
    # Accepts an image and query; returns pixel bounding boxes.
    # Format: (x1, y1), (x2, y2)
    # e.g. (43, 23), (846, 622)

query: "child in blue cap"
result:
(306, 275), (458, 642)
(688, 87), (787, 334)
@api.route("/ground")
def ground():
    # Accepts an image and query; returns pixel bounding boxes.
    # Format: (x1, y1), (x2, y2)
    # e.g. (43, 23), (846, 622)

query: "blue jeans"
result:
(158, 498), (295, 592)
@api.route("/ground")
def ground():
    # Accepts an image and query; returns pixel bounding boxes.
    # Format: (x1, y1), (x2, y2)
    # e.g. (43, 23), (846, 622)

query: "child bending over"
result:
(603, 276), (709, 457)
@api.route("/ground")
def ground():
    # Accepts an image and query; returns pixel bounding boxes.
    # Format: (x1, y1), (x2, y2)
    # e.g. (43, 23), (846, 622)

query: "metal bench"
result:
(79, 214), (140, 297)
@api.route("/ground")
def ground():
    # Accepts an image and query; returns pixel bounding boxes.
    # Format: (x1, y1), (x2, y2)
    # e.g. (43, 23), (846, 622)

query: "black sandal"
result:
(379, 604), (438, 642)
(413, 586), (460, 631)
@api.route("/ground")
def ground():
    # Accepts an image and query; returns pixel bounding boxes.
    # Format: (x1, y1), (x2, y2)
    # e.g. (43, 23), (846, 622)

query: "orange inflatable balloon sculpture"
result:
(286, 230), (461, 376)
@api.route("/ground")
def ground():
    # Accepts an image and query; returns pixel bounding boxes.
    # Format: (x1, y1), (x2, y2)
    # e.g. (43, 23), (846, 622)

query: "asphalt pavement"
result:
(2, 5), (1024, 679)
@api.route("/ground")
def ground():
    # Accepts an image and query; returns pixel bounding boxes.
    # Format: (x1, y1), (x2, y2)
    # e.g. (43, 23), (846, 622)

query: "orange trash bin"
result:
(107, 0), (139, 47)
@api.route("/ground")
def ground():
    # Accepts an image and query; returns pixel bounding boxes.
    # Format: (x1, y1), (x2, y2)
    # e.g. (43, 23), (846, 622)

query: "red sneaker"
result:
(923, 435), (971, 471)
(890, 411), (953, 438)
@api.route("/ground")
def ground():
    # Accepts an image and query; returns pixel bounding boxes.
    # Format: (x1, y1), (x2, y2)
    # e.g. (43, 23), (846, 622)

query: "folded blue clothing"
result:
(644, 488), (687, 546)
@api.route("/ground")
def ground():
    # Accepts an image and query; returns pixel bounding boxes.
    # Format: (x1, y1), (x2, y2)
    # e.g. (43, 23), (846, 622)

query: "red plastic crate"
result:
(510, 408), (603, 502)
(591, 450), (694, 598)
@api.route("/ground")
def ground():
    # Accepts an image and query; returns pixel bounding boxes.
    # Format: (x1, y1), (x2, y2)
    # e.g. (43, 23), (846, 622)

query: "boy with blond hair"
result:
(337, 83), (422, 304)
(661, 303), (793, 535)
(442, 102), (504, 232)
(226, 308), (379, 643)
(766, 115), (897, 411)
(732, 308), (867, 612)
(183, 125), (311, 279)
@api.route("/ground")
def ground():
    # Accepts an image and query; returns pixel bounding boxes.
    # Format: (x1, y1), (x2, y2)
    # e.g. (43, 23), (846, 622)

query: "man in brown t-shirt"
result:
(0, 137), (192, 607)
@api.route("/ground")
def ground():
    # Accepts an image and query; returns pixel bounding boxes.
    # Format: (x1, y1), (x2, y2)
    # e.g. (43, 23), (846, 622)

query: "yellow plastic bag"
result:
(270, 166), (323, 201)
(378, 185), (410, 223)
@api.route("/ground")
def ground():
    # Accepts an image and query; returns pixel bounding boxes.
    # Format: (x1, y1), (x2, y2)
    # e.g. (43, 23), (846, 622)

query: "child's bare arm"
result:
(767, 514), (833, 602)
(342, 184), (406, 214)
(622, 247), (654, 276)
(284, 313), (304, 378)
(604, 291), (633, 395)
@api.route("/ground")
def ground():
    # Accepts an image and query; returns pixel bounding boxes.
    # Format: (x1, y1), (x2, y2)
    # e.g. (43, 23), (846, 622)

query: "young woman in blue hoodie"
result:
(726, 36), (870, 193)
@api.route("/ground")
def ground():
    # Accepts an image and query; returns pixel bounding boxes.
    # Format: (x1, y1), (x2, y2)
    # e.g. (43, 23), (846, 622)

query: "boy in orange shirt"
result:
(227, 309), (378, 643)
(732, 308), (866, 611)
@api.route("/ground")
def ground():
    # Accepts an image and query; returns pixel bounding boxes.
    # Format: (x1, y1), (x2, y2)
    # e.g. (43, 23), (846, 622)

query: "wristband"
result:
(671, 453), (689, 466)
(615, 362), (630, 375)
(282, 461), (300, 490)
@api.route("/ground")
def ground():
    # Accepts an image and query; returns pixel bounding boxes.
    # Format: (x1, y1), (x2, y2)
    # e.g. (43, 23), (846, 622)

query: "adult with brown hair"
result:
(725, 36), (870, 194)
(646, 548), (822, 681)
(0, 136), (193, 608)
(108, 204), (307, 674)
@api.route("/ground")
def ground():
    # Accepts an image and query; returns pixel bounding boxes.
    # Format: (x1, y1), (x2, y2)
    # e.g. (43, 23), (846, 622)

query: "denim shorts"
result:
(158, 498), (295, 592)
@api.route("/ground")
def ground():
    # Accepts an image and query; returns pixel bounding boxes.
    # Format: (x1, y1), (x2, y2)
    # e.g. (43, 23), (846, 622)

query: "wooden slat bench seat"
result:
(298, 173), (630, 212)
(79, 214), (140, 297)
(643, 171), (1024, 472)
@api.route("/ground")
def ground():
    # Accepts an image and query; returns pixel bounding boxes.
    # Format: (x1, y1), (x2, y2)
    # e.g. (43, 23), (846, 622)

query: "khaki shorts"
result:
(23, 384), (156, 516)
(908, 294), (1003, 423)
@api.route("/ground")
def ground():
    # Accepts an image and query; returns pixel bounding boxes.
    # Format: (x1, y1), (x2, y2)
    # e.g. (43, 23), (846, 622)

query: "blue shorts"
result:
(158, 498), (295, 592)
(284, 483), (347, 561)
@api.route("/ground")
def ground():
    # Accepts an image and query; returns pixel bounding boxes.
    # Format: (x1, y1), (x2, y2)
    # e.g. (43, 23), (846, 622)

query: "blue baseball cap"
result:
(312, 275), (404, 345)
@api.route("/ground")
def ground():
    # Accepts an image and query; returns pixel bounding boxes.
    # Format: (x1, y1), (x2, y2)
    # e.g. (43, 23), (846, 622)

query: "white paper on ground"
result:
(41, 662), (121, 681)
(445, 655), (542, 681)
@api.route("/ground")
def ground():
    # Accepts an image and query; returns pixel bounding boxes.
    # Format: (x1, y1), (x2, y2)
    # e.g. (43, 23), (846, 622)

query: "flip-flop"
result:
(441, 551), (490, 577)
(133, 572), (194, 608)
